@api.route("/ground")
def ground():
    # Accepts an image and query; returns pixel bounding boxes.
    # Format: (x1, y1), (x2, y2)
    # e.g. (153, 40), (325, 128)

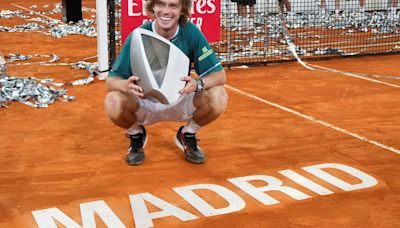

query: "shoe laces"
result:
(127, 133), (144, 152)
(183, 133), (199, 151)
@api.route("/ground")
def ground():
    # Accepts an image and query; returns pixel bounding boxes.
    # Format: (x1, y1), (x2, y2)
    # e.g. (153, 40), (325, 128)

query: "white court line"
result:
(11, 3), (62, 23)
(285, 39), (400, 89)
(225, 84), (400, 155)
(307, 64), (400, 89)
(297, 40), (399, 49)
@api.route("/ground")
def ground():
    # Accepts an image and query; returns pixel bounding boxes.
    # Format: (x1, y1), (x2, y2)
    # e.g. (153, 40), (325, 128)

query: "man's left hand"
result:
(179, 76), (197, 95)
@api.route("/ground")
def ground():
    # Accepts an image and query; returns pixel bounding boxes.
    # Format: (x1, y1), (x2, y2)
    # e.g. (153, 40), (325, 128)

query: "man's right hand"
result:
(126, 76), (144, 98)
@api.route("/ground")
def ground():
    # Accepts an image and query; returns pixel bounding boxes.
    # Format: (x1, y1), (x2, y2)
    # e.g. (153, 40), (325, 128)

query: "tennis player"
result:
(104, 0), (228, 165)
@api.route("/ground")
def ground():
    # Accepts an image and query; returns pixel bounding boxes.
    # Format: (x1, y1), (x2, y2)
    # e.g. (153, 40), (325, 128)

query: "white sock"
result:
(391, 7), (397, 13)
(182, 120), (202, 134)
(360, 6), (365, 13)
(335, 9), (340, 15)
(126, 123), (143, 135)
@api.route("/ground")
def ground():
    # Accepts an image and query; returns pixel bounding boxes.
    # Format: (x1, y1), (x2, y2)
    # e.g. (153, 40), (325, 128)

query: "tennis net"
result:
(107, 0), (400, 68)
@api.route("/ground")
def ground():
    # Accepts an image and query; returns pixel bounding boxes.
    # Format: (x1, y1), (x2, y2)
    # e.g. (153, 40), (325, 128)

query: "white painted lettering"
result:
(32, 207), (81, 228)
(32, 200), (126, 228)
(128, 0), (142, 16)
(173, 184), (245, 216)
(278, 169), (334, 195)
(207, 0), (216, 14)
(228, 175), (311, 205)
(191, 0), (216, 14)
(196, 0), (208, 14)
(303, 163), (378, 191)
(80, 200), (126, 227)
(190, 17), (203, 30)
(129, 193), (198, 228)
(32, 163), (379, 227)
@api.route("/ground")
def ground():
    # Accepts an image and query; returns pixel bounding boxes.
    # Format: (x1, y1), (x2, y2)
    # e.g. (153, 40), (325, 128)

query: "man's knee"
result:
(205, 86), (229, 114)
(105, 91), (125, 117)
(105, 91), (140, 120)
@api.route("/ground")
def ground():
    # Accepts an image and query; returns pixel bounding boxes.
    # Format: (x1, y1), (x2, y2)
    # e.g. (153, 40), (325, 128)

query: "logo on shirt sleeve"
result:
(198, 46), (214, 61)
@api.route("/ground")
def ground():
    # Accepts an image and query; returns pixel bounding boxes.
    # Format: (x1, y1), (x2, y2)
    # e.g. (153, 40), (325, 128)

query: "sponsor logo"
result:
(127, 0), (217, 17)
(198, 47), (213, 61)
(122, 0), (221, 43)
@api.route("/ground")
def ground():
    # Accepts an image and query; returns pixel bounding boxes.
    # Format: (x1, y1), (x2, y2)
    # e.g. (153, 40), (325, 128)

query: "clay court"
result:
(1, 0), (400, 227)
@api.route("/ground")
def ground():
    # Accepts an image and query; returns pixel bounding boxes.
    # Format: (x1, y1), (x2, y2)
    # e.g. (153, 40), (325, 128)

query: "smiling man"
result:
(104, 0), (228, 165)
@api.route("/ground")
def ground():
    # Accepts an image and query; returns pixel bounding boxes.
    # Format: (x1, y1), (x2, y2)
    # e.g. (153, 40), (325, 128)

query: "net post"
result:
(96, 0), (109, 80)
(108, 0), (116, 66)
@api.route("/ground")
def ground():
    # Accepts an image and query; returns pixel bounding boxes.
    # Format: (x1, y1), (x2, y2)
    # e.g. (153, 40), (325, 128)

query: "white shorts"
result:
(135, 93), (196, 126)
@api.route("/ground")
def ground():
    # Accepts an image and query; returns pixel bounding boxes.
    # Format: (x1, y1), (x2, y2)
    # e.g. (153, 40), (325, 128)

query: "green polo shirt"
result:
(109, 21), (222, 79)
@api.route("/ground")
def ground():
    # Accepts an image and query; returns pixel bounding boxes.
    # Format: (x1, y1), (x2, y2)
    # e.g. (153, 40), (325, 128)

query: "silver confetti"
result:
(0, 4), (97, 38)
(0, 53), (100, 107)
(0, 9), (29, 19)
(0, 75), (75, 108)
(47, 19), (97, 38)
(219, 7), (399, 63)
(0, 54), (6, 73)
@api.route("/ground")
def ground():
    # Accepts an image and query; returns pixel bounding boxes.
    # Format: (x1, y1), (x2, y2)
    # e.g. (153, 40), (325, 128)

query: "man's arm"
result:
(201, 69), (226, 89)
(106, 76), (144, 97)
(179, 69), (226, 95)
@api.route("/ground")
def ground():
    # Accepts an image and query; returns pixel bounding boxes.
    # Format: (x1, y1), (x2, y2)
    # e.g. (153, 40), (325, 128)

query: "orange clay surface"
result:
(1, 0), (400, 227)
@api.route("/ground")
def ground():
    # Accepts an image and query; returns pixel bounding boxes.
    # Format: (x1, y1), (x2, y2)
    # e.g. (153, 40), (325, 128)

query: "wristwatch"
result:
(194, 78), (204, 92)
